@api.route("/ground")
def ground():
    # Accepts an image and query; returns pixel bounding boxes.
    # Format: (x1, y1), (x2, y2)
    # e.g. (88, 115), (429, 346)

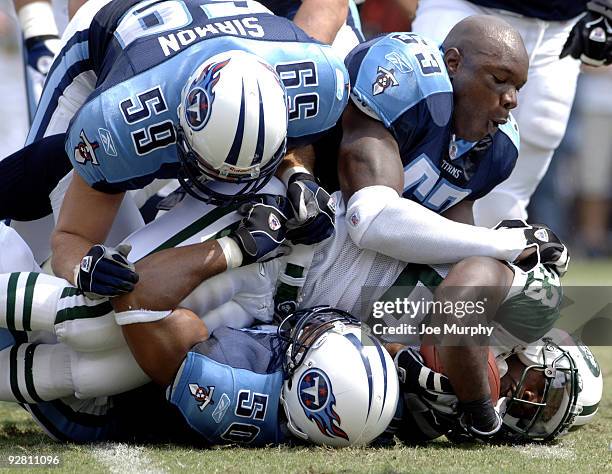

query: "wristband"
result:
(115, 309), (172, 326)
(217, 236), (243, 269)
(18, 1), (59, 40)
(281, 166), (310, 187)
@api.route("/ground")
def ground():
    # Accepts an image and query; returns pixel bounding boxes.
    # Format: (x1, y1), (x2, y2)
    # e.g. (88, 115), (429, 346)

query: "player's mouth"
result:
(487, 117), (507, 134)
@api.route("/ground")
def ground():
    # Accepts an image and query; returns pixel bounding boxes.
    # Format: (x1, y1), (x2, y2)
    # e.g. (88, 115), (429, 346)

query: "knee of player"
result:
(438, 256), (511, 305)
(447, 256), (510, 287)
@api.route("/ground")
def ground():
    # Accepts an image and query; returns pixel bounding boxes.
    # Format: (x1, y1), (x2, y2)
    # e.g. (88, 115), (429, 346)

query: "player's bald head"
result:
(441, 15), (528, 142)
(442, 15), (528, 67)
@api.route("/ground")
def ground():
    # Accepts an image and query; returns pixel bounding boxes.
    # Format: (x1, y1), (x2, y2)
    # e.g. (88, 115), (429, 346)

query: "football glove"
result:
(229, 194), (291, 265)
(394, 347), (457, 442)
(74, 244), (139, 298)
(495, 219), (570, 277)
(560, 0), (612, 66)
(24, 35), (60, 102)
(395, 347), (501, 443)
(285, 172), (335, 245)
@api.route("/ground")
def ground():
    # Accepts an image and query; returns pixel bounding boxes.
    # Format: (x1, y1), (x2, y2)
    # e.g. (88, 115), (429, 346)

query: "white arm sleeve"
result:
(345, 186), (527, 264)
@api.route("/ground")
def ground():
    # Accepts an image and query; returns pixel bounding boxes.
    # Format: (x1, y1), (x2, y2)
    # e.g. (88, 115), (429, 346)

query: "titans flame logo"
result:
(298, 369), (349, 441)
(184, 58), (231, 131)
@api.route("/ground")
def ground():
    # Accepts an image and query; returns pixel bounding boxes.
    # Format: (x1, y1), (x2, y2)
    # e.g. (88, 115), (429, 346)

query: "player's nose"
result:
(501, 88), (518, 110)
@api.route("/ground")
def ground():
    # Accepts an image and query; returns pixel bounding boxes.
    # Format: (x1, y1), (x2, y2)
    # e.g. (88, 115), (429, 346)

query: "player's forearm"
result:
(122, 308), (209, 386)
(345, 186), (528, 264)
(112, 241), (228, 313)
(50, 230), (95, 283)
(293, 0), (348, 44)
(276, 145), (316, 184)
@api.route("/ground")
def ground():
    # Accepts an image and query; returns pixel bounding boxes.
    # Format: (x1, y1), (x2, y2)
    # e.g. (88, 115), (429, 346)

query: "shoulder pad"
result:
(346, 33), (452, 127)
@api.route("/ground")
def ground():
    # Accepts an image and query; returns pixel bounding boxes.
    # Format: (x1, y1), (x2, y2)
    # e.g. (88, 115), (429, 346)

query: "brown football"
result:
(419, 345), (500, 404)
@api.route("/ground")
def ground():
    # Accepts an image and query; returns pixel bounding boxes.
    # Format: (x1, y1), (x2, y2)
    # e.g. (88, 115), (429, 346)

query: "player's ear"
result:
(444, 47), (462, 79)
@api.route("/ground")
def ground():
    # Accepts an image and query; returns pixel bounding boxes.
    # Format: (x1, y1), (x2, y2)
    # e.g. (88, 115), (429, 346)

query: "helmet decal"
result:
(298, 368), (349, 441)
(576, 342), (601, 377)
(184, 58), (230, 131)
(225, 79), (246, 166)
(252, 82), (265, 166)
(345, 332), (373, 417)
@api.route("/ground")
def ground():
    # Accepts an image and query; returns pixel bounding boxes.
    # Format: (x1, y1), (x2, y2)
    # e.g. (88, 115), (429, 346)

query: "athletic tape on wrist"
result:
(18, 1), (59, 40)
(281, 166), (310, 187)
(115, 309), (172, 326)
(217, 236), (243, 269)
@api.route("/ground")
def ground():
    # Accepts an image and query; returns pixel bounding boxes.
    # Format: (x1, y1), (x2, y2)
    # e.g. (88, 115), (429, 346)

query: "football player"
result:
(411, 0), (612, 227)
(391, 327), (603, 444)
(326, 15), (569, 438)
(0, 0), (349, 284)
(0, 307), (399, 447)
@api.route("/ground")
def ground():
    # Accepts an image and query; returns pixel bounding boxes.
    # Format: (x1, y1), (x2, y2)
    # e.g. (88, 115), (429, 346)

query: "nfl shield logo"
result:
(534, 228), (549, 242)
(268, 214), (281, 231)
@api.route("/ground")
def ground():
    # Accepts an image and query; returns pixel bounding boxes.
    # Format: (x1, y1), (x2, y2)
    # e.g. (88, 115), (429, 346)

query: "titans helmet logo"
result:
(184, 58), (231, 131)
(372, 66), (399, 96)
(298, 369), (349, 441)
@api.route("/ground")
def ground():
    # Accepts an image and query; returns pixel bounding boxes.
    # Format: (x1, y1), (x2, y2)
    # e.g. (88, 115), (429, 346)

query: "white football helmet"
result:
(176, 50), (288, 204)
(278, 307), (399, 447)
(497, 328), (603, 442)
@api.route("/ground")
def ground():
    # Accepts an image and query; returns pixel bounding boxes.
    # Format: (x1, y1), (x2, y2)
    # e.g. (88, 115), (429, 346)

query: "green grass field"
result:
(0, 261), (611, 473)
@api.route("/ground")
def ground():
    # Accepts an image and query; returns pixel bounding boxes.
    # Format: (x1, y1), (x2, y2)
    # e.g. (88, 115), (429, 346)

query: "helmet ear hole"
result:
(176, 50), (288, 204)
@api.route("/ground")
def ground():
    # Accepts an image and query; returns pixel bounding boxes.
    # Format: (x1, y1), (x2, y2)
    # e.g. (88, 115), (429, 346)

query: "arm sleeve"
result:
(345, 186), (527, 264)
(0, 134), (72, 220)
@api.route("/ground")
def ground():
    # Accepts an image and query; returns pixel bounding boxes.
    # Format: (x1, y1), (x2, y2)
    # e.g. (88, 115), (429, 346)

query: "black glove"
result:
(394, 348), (457, 442)
(560, 1), (612, 66)
(285, 172), (335, 245)
(454, 398), (503, 442)
(24, 35), (60, 102)
(495, 219), (570, 277)
(74, 244), (139, 298)
(229, 194), (291, 265)
(395, 347), (502, 443)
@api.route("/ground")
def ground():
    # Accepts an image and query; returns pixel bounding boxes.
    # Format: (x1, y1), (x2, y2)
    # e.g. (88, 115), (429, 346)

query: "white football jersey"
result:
(299, 192), (408, 316)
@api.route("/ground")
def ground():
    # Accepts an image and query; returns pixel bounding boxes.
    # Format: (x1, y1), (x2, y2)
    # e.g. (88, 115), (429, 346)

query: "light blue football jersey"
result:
(345, 33), (520, 212)
(168, 326), (287, 446)
(65, 0), (349, 192)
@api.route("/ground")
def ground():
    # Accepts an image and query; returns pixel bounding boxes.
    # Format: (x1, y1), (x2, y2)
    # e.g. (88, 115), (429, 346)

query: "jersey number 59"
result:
(119, 86), (177, 156)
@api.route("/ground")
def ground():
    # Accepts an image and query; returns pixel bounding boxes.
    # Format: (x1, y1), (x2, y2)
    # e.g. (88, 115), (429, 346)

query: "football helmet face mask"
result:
(176, 50), (288, 205)
(497, 329), (602, 442)
(278, 307), (399, 447)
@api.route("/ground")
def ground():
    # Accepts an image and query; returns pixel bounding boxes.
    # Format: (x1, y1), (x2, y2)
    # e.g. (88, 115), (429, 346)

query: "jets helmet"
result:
(497, 328), (603, 442)
(176, 50), (288, 204)
(278, 307), (399, 447)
